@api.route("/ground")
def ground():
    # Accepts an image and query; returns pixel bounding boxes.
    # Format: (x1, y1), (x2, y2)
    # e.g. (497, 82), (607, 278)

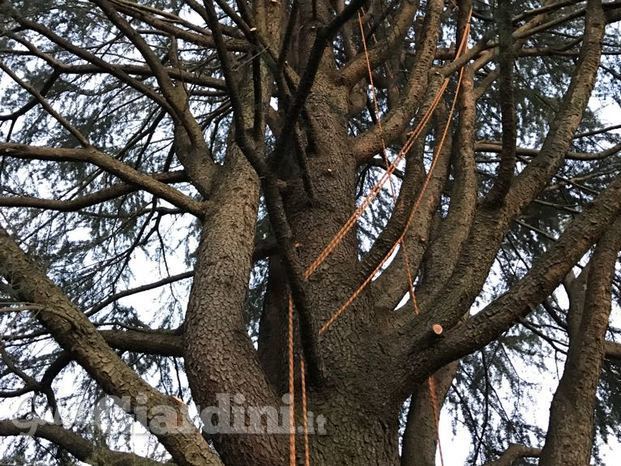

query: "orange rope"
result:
(319, 62), (466, 335)
(296, 9), (471, 465)
(427, 375), (445, 466)
(400, 15), (472, 466)
(357, 10), (396, 198)
(305, 10), (471, 281)
(300, 358), (311, 466)
(288, 302), (312, 465)
(287, 294), (296, 466)
(304, 80), (445, 280)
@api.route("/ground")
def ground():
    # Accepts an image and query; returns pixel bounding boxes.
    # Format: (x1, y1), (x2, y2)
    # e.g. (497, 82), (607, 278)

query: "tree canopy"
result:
(0, 0), (620, 465)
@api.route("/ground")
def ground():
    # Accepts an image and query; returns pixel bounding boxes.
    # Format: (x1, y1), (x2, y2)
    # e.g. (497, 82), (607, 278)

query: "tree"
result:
(0, 0), (620, 464)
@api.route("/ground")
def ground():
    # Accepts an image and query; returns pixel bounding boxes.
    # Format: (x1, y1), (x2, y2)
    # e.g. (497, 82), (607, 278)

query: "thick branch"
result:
(540, 216), (621, 465)
(506, 0), (606, 210)
(184, 145), (288, 465)
(417, 66), (477, 302)
(200, 1), (323, 380)
(0, 418), (166, 466)
(409, 170), (621, 382)
(271, 0), (366, 165)
(100, 328), (184, 356)
(202, 0), (262, 170)
(485, 0), (516, 204)
(0, 227), (222, 465)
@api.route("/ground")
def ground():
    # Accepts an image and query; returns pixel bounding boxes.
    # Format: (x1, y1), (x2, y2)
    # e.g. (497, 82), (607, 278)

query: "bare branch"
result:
(476, 140), (621, 161)
(483, 444), (542, 466)
(0, 61), (89, 146)
(0, 170), (187, 211)
(100, 328), (183, 356)
(0, 144), (206, 216)
(0, 419), (167, 466)
(8, 12), (177, 114)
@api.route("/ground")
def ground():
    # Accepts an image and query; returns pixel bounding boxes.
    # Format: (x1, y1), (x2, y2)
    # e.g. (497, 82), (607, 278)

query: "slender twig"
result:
(0, 62), (89, 146)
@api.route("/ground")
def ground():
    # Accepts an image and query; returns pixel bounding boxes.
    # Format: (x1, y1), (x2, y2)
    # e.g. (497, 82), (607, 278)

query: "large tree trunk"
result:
(402, 362), (459, 466)
(309, 396), (400, 465)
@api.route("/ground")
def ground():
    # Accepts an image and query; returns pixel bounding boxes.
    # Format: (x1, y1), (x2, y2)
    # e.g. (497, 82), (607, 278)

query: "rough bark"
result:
(401, 362), (459, 466)
(184, 145), (287, 465)
(0, 227), (221, 466)
(539, 217), (621, 465)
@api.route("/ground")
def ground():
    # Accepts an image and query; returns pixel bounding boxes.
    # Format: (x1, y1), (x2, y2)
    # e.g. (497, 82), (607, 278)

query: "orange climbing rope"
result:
(319, 61), (466, 335)
(304, 10), (471, 281)
(300, 358), (311, 466)
(287, 294), (296, 466)
(357, 10), (397, 198)
(289, 8), (472, 466)
(288, 294), (311, 465)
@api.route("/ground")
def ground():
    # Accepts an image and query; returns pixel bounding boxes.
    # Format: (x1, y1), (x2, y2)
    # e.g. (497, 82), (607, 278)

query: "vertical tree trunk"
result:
(401, 362), (458, 466)
(539, 217), (621, 465)
(308, 394), (401, 466)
